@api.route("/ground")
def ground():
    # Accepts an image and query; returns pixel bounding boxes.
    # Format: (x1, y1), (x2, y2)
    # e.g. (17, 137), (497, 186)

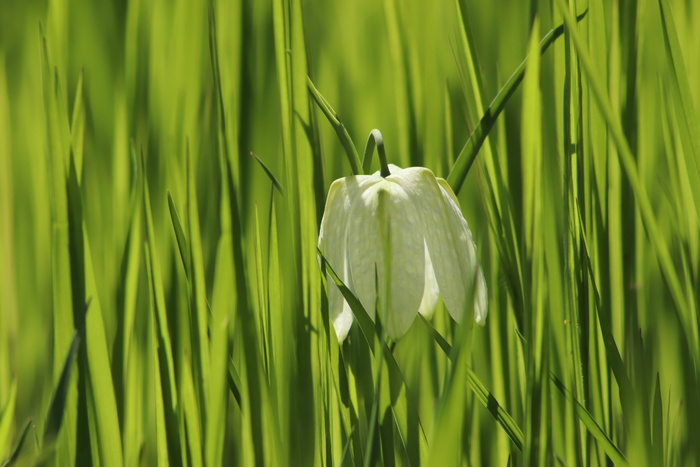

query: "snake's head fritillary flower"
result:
(318, 163), (487, 342)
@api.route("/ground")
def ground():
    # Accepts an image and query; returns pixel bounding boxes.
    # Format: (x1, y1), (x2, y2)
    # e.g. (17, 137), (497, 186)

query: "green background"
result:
(1, 0), (699, 464)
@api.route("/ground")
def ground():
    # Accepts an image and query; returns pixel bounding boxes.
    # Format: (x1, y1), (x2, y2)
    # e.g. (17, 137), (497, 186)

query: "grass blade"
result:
(307, 77), (362, 175)
(250, 152), (286, 196)
(143, 151), (181, 465)
(0, 381), (17, 459)
(550, 374), (628, 465)
(43, 300), (87, 447)
(446, 10), (588, 195)
(1, 419), (33, 467)
(167, 192), (191, 278)
(554, 0), (696, 361)
(657, 0), (700, 217)
(419, 316), (524, 451)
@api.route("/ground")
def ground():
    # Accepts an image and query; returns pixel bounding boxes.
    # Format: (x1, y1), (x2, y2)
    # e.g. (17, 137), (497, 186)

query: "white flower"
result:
(318, 164), (487, 342)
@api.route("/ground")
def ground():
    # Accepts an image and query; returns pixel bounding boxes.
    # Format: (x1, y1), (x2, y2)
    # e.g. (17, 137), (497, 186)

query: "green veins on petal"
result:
(318, 164), (488, 342)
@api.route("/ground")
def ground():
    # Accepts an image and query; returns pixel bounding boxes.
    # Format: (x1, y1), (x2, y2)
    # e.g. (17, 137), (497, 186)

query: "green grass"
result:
(1, 0), (699, 465)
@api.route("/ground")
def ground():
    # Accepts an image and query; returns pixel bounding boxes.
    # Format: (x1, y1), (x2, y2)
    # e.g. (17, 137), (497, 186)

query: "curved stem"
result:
(363, 129), (391, 177)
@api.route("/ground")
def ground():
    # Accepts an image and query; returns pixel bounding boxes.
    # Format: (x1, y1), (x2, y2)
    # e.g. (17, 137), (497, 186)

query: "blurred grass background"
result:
(1, 0), (699, 465)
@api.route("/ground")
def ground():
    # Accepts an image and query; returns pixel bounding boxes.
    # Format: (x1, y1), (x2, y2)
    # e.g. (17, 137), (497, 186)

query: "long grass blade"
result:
(554, 0), (697, 360)
(307, 77), (362, 175)
(446, 10), (588, 194)
(550, 374), (628, 465)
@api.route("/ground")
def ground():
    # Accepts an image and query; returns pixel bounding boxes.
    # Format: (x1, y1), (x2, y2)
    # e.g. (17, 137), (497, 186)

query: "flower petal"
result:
(418, 240), (439, 319)
(390, 167), (484, 323)
(345, 179), (425, 340)
(473, 267), (488, 326)
(436, 177), (486, 323)
(318, 177), (360, 341)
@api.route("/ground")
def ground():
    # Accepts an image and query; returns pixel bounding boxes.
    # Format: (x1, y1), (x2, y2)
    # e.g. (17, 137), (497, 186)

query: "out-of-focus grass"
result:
(1, 0), (699, 465)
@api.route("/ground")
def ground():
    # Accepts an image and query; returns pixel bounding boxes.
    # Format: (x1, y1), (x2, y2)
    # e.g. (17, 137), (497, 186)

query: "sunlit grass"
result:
(1, 0), (699, 465)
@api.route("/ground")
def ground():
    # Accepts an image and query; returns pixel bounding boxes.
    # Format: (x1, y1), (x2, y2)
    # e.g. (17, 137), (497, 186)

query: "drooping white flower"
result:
(318, 164), (487, 342)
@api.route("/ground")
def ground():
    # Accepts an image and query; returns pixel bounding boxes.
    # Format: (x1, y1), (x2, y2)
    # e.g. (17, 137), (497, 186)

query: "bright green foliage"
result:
(1, 0), (699, 465)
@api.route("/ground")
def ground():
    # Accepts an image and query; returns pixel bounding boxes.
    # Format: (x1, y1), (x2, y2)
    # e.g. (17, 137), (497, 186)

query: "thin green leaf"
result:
(250, 152), (286, 196)
(419, 317), (524, 451)
(555, 0), (696, 360)
(446, 10), (588, 194)
(0, 380), (17, 459)
(318, 250), (376, 349)
(658, 0), (700, 217)
(40, 23), (77, 466)
(1, 419), (33, 467)
(143, 151), (180, 465)
(307, 76), (362, 175)
(551, 374), (628, 465)
(43, 300), (88, 446)
(167, 192), (191, 278)
(69, 69), (85, 181)
(227, 359), (243, 409)
(185, 142), (211, 441)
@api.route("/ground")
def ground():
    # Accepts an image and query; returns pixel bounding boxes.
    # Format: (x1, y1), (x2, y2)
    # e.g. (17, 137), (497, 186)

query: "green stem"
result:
(363, 129), (390, 177)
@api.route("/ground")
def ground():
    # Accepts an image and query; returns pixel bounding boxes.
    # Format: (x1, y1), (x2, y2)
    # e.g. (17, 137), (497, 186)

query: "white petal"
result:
(344, 178), (425, 340)
(473, 267), (488, 325)
(380, 183), (426, 339)
(341, 175), (383, 322)
(418, 240), (439, 319)
(390, 168), (484, 323)
(318, 176), (368, 341)
(436, 177), (486, 323)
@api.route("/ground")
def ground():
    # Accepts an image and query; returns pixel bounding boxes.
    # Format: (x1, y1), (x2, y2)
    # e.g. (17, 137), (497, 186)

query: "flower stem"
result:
(363, 129), (391, 177)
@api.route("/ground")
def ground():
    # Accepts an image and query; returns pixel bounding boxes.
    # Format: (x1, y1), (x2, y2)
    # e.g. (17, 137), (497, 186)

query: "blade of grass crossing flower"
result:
(318, 253), (375, 348)
(555, 0), (698, 362)
(319, 251), (428, 461)
(40, 26), (77, 467)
